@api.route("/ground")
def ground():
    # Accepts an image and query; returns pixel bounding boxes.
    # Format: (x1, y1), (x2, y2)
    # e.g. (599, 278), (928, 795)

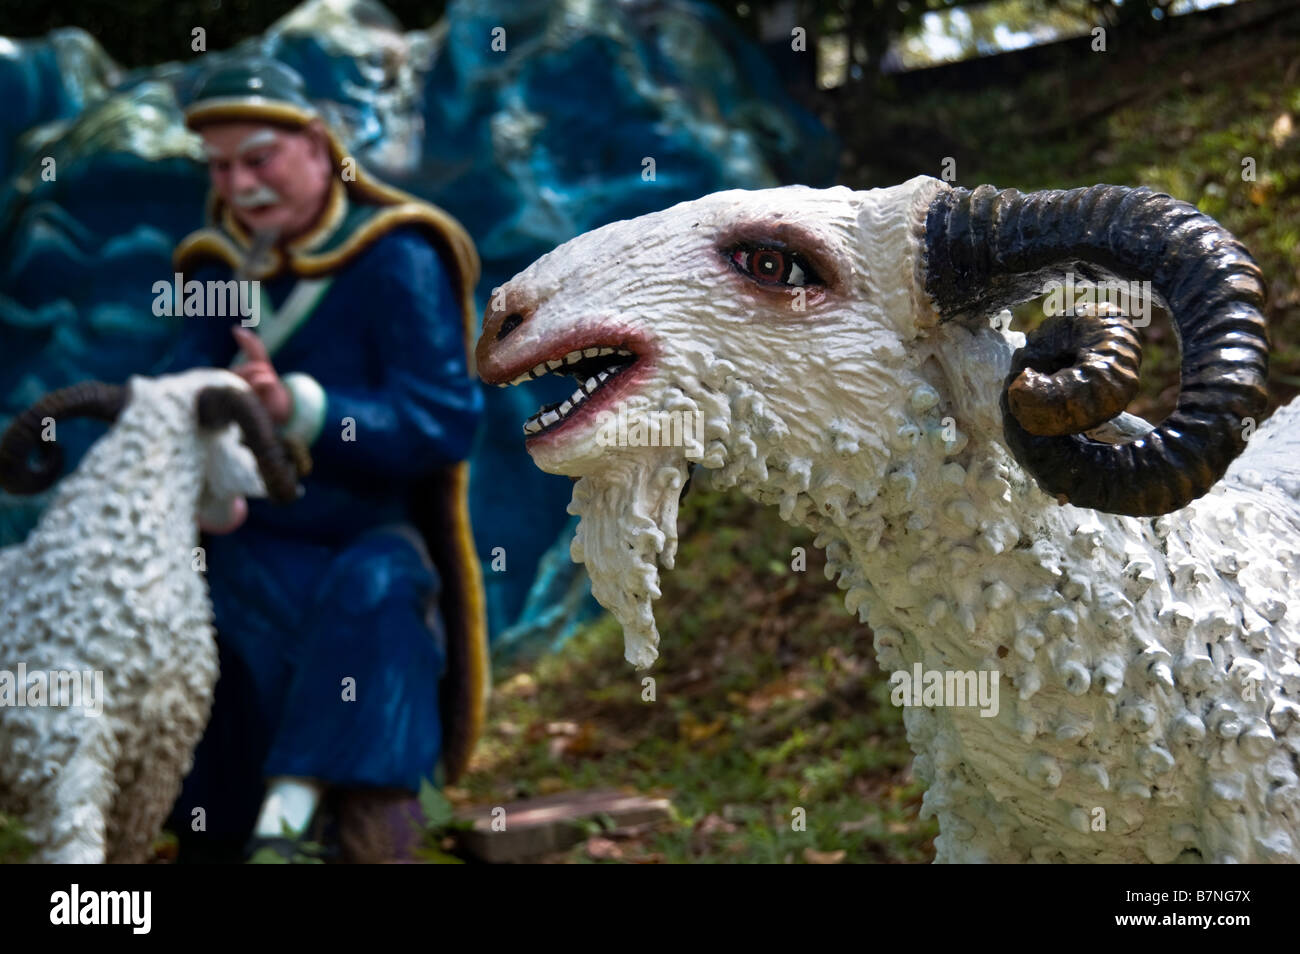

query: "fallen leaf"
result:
(1270, 112), (1294, 148)
(691, 812), (738, 853)
(499, 673), (538, 698)
(677, 713), (726, 743)
(548, 721), (598, 758)
(803, 847), (846, 864)
(837, 814), (882, 834)
(586, 837), (624, 861)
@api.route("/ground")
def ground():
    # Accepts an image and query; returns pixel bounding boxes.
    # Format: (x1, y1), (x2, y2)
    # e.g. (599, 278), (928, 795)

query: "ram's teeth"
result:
(531, 363), (549, 376)
(510, 372), (533, 386)
(616, 348), (632, 356)
(547, 359), (564, 370)
(558, 400), (573, 415)
(584, 377), (598, 392)
(584, 347), (600, 358)
(541, 410), (560, 427)
(524, 420), (541, 434)
(597, 370), (610, 382)
(598, 347), (614, 356)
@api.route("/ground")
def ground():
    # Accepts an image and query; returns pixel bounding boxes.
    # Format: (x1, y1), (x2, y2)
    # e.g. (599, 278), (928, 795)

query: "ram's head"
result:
(476, 176), (1268, 667)
(0, 369), (303, 531)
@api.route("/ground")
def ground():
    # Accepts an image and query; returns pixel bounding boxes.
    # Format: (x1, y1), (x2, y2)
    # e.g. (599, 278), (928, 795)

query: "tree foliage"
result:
(0, 0), (1194, 73)
(720, 0), (1185, 80)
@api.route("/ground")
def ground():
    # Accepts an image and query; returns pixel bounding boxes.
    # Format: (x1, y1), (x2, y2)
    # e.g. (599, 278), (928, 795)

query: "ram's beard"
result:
(567, 450), (690, 668)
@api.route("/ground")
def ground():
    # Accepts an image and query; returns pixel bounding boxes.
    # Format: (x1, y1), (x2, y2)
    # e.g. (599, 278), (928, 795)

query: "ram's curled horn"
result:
(0, 382), (129, 495)
(924, 183), (1269, 516)
(195, 386), (303, 504)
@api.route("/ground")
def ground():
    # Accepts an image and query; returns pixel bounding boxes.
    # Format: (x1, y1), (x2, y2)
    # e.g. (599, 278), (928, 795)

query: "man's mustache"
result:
(232, 185), (281, 209)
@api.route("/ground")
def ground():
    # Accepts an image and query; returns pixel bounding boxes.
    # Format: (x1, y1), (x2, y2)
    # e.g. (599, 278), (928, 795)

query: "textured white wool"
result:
(0, 369), (267, 863)
(568, 449), (689, 668)
(508, 176), (1300, 862)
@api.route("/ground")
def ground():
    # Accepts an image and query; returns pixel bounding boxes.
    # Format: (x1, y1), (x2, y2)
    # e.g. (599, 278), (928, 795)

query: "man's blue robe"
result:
(164, 224), (482, 850)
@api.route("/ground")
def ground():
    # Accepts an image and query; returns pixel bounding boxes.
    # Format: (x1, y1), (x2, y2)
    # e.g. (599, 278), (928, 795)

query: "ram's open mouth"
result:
(495, 345), (638, 437)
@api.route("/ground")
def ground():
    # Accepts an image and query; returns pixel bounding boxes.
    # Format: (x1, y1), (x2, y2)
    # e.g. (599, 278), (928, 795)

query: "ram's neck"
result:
(738, 316), (1168, 691)
(795, 418), (1032, 645)
(769, 406), (1134, 861)
(723, 319), (1161, 681)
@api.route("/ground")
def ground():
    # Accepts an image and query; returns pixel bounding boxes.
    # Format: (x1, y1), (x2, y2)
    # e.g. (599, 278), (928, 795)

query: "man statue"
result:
(163, 58), (488, 862)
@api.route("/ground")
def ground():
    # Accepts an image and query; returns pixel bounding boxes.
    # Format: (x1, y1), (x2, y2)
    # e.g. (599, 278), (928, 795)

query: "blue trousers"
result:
(171, 522), (446, 845)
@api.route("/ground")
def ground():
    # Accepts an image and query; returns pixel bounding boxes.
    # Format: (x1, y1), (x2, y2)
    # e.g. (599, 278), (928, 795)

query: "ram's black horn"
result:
(0, 382), (128, 495)
(924, 183), (1269, 516)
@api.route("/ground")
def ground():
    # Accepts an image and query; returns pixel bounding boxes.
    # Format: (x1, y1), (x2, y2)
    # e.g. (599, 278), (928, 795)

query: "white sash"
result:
(230, 278), (334, 365)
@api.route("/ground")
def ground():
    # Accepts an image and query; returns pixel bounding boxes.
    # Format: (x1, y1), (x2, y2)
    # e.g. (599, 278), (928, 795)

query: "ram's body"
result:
(805, 386), (1300, 864)
(0, 370), (273, 863)
(475, 176), (1300, 862)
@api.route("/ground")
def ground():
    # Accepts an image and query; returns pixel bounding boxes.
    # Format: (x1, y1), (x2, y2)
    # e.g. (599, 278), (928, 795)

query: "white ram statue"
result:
(0, 369), (301, 863)
(474, 176), (1299, 863)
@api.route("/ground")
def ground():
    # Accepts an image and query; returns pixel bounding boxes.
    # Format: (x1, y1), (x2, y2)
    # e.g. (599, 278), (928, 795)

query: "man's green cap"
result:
(184, 57), (317, 131)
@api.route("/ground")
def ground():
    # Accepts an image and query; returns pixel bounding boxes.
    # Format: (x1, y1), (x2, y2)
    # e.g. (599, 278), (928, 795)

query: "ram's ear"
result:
(920, 315), (1006, 421)
(857, 176), (949, 340)
(194, 386), (300, 503)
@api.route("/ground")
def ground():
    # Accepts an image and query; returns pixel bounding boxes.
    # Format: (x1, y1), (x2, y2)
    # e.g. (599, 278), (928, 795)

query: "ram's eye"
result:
(729, 246), (819, 287)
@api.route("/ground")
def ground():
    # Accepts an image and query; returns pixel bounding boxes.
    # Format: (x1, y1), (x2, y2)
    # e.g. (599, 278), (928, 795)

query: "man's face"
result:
(200, 122), (333, 239)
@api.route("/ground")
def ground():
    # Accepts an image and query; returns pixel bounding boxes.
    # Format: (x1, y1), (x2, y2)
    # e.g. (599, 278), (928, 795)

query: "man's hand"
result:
(232, 327), (291, 425)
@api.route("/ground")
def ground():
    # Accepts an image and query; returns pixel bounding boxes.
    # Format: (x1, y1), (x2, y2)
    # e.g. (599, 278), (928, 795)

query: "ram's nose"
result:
(476, 284), (536, 383)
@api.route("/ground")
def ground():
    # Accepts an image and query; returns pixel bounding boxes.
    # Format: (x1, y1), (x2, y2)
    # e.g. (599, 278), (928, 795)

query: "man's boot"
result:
(337, 787), (428, 863)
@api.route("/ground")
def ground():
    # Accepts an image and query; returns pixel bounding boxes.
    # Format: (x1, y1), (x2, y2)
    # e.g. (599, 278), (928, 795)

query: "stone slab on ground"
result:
(453, 789), (673, 863)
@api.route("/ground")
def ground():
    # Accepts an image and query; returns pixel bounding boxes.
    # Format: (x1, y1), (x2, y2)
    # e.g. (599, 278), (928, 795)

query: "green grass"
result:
(0, 812), (35, 863)
(455, 491), (935, 863)
(854, 17), (1300, 412)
